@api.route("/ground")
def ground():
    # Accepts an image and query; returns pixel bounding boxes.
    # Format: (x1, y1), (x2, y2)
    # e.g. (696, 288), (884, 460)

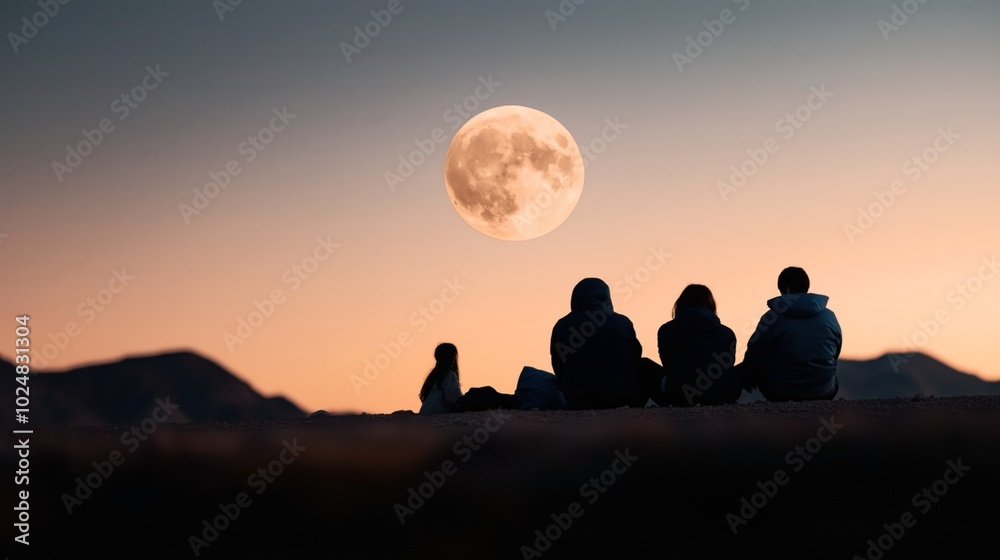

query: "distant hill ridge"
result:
(835, 352), (1000, 400)
(2, 351), (997, 426)
(0, 350), (305, 427)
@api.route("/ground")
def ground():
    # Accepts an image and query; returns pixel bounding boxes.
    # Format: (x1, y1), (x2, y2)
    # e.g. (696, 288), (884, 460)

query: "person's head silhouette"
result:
(777, 267), (809, 295)
(433, 342), (457, 370)
(672, 284), (717, 318)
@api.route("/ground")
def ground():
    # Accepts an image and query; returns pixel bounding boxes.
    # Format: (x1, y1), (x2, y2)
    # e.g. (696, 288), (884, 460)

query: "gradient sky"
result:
(2, 0), (998, 414)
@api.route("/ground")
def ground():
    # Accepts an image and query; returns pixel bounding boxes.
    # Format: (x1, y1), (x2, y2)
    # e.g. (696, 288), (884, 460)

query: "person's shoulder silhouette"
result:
(550, 278), (643, 410)
(657, 284), (739, 407)
(737, 267), (841, 402)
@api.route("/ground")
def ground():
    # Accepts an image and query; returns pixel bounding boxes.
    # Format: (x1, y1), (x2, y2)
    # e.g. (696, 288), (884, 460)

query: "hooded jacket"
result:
(742, 293), (842, 395)
(657, 307), (740, 406)
(550, 278), (642, 409)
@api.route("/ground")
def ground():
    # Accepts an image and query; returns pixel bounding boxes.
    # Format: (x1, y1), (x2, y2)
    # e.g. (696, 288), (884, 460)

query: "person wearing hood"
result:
(657, 284), (740, 407)
(736, 267), (842, 401)
(550, 278), (647, 409)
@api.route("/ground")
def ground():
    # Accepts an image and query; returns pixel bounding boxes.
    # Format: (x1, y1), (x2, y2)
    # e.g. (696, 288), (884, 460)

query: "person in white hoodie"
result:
(419, 343), (463, 415)
(735, 267), (843, 401)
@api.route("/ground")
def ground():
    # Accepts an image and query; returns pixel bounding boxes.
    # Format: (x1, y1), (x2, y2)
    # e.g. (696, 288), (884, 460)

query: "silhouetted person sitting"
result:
(550, 278), (651, 409)
(418, 343), (463, 414)
(735, 267), (842, 402)
(657, 284), (740, 406)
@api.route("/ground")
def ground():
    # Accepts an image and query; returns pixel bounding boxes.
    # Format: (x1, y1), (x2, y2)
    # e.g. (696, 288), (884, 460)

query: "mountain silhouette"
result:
(736, 352), (999, 402)
(3, 351), (996, 426)
(835, 352), (1000, 399)
(1, 350), (304, 427)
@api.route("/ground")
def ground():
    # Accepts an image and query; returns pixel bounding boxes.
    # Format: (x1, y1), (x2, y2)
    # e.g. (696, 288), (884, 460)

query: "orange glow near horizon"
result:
(4, 146), (998, 414)
(3, 1), (998, 415)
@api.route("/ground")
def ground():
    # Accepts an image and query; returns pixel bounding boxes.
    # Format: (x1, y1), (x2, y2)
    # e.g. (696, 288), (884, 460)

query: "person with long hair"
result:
(419, 343), (463, 414)
(657, 284), (740, 406)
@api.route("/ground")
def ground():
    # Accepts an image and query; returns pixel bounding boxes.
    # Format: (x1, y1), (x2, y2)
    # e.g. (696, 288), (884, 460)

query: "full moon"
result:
(443, 105), (585, 241)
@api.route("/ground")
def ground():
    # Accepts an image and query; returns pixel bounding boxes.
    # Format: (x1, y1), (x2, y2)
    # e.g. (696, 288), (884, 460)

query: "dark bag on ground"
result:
(515, 367), (567, 410)
(455, 386), (520, 412)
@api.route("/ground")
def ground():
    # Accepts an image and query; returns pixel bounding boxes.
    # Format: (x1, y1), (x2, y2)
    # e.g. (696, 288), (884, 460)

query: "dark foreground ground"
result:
(6, 396), (1000, 559)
